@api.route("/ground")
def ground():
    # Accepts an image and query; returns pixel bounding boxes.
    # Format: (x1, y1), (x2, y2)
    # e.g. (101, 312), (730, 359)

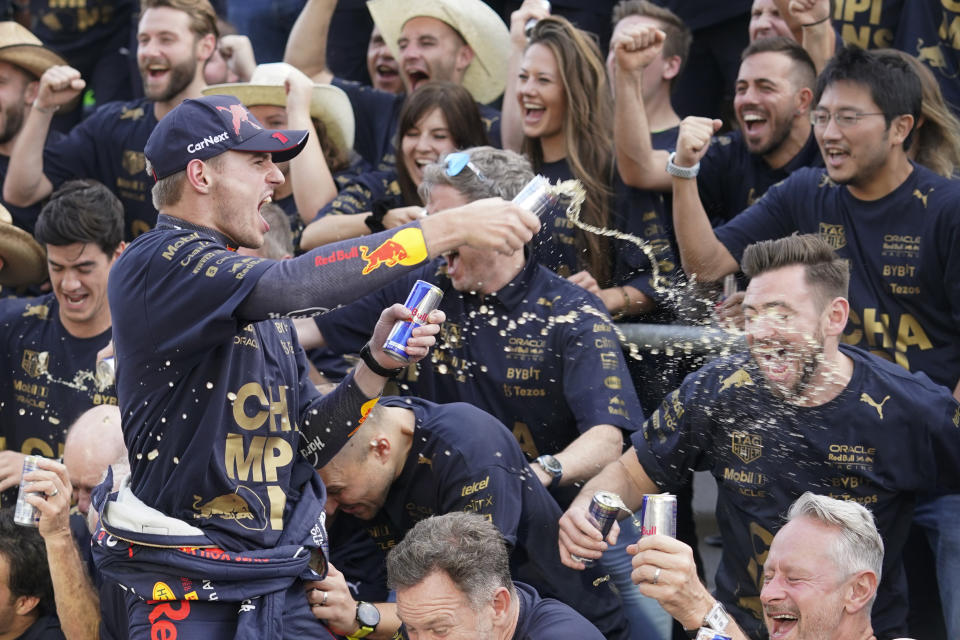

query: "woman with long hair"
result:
(300, 82), (488, 249)
(507, 15), (616, 287)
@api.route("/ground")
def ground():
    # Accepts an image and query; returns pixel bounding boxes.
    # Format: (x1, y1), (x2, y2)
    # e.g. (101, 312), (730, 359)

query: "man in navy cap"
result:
(90, 94), (539, 639)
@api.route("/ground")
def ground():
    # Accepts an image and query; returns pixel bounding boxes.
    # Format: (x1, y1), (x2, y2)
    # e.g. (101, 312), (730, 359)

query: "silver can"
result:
(524, 0), (551, 37)
(512, 175), (558, 217)
(695, 630), (733, 640)
(14, 455), (42, 527)
(572, 490), (622, 567)
(639, 493), (677, 537)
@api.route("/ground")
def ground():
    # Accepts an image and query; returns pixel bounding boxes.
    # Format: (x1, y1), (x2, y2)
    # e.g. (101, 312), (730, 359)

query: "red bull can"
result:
(383, 280), (444, 363)
(572, 491), (622, 567)
(14, 455), (42, 527)
(640, 493), (677, 537)
(695, 630), (732, 640)
(512, 175), (558, 217)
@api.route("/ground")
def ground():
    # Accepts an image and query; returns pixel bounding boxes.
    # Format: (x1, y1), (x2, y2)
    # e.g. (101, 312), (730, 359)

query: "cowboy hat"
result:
(367, 0), (510, 105)
(203, 62), (355, 155)
(0, 204), (46, 286)
(0, 21), (67, 79)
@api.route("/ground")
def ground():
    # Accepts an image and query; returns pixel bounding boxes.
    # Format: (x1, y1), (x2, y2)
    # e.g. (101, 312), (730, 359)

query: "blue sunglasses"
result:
(444, 152), (487, 182)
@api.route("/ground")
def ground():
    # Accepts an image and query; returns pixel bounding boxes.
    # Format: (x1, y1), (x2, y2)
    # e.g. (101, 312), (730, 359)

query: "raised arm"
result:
(283, 66), (337, 221)
(3, 65), (84, 206)
(613, 25), (672, 192)
(283, 0), (335, 83)
(783, 0), (837, 74)
(671, 116), (739, 282)
(500, 0), (551, 152)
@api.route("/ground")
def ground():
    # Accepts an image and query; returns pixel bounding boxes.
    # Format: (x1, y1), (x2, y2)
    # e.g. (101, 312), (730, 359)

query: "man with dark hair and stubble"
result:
(4, 0), (220, 239)
(0, 180), (124, 508)
(387, 512), (604, 639)
(0, 508), (63, 640)
(559, 234), (960, 639)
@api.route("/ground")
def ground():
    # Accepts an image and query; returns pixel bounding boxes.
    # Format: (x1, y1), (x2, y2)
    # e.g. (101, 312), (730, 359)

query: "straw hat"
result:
(203, 63), (355, 155)
(0, 205), (46, 286)
(367, 0), (510, 105)
(0, 21), (67, 79)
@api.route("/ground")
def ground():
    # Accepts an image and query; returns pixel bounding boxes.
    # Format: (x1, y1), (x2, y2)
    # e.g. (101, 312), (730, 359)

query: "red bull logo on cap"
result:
(358, 227), (428, 275)
(216, 103), (262, 136)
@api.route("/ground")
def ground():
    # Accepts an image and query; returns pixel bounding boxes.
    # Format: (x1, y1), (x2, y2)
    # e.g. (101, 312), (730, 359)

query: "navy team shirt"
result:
(634, 345), (960, 638)
(42, 97), (159, 240)
(365, 397), (627, 639)
(315, 255), (641, 462)
(698, 129), (822, 228)
(715, 163), (960, 389)
(830, 0), (960, 114)
(108, 215), (372, 552)
(331, 78), (502, 172)
(396, 581), (604, 640)
(0, 293), (116, 506)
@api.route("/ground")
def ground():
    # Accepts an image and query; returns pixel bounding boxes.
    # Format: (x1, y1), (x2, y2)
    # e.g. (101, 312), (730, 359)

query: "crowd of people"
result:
(0, 0), (958, 639)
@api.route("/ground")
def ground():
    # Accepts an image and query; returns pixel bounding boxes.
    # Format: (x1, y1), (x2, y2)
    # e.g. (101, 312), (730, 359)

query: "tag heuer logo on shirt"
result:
(122, 150), (146, 176)
(819, 223), (847, 250)
(730, 431), (762, 464)
(21, 350), (49, 378)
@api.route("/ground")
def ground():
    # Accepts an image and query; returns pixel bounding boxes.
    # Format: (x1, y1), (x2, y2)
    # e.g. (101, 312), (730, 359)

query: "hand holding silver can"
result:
(14, 455), (44, 527)
(639, 493), (677, 537)
(512, 175), (559, 218)
(524, 0), (551, 37)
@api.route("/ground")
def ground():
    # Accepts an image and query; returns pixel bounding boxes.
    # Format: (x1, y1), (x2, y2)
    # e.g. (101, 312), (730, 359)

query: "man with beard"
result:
(3, 0), (218, 240)
(284, 0), (508, 171)
(0, 23), (68, 238)
(617, 35), (820, 229)
(668, 45), (960, 640)
(558, 234), (960, 640)
(386, 512), (605, 640)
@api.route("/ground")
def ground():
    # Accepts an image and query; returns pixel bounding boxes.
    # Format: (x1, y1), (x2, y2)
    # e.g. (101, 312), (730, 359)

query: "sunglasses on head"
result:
(444, 152), (487, 182)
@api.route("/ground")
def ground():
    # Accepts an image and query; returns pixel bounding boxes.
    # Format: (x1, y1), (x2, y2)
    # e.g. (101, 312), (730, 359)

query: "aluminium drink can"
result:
(571, 490), (622, 567)
(383, 280), (444, 363)
(695, 629), (733, 640)
(639, 493), (677, 537)
(512, 175), (558, 218)
(524, 0), (551, 37)
(14, 455), (42, 527)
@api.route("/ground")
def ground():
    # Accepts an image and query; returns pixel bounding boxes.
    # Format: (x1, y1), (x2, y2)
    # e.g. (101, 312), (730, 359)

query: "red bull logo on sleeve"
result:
(359, 227), (428, 275)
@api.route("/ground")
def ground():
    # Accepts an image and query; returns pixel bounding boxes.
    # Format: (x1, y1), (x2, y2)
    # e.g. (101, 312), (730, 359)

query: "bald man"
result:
(63, 404), (128, 521)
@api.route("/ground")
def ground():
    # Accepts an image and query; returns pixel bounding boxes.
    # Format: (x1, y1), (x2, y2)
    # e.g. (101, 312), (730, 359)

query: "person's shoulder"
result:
(513, 581), (605, 639)
(844, 344), (955, 402)
(687, 350), (756, 395)
(0, 292), (55, 324)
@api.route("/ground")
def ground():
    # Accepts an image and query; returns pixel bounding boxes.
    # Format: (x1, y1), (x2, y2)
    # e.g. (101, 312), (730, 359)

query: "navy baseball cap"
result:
(144, 95), (309, 180)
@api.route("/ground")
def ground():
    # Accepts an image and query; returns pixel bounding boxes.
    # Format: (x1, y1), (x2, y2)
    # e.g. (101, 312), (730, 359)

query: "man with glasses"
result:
(666, 45), (960, 638)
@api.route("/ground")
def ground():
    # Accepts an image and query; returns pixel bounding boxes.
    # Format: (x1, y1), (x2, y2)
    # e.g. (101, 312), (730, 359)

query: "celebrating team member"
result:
(92, 94), (538, 638)
(559, 234), (960, 639)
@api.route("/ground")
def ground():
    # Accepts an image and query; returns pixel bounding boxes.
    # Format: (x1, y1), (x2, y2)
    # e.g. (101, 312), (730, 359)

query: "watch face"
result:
(538, 455), (562, 475)
(705, 603), (729, 631)
(357, 601), (380, 627)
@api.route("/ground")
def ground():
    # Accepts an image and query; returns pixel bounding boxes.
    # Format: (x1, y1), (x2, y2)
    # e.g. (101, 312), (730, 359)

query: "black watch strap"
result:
(359, 343), (404, 377)
(364, 200), (389, 233)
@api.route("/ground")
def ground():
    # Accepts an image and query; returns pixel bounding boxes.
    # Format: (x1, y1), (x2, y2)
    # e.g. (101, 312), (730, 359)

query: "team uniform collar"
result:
(155, 213), (240, 251)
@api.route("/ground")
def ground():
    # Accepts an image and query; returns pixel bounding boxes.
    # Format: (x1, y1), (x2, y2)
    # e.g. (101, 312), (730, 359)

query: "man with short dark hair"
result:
(387, 512), (605, 640)
(4, 0), (220, 239)
(0, 509), (64, 640)
(306, 397), (628, 639)
(0, 180), (124, 507)
(91, 93), (537, 638)
(284, 0), (509, 171)
(559, 234), (960, 639)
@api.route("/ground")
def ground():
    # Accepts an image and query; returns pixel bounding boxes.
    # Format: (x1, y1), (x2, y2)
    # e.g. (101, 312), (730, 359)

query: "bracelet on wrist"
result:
(31, 101), (60, 115)
(801, 15), (830, 27)
(359, 343), (404, 378)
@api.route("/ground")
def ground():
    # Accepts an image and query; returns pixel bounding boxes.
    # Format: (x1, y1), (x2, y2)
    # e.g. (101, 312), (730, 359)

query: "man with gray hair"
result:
(299, 146), (641, 506)
(386, 512), (604, 639)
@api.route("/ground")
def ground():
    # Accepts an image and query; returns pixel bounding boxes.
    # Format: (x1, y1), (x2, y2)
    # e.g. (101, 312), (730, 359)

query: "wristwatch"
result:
(666, 151), (700, 179)
(359, 343), (404, 378)
(535, 454), (563, 490)
(346, 601), (380, 639)
(702, 601), (730, 632)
